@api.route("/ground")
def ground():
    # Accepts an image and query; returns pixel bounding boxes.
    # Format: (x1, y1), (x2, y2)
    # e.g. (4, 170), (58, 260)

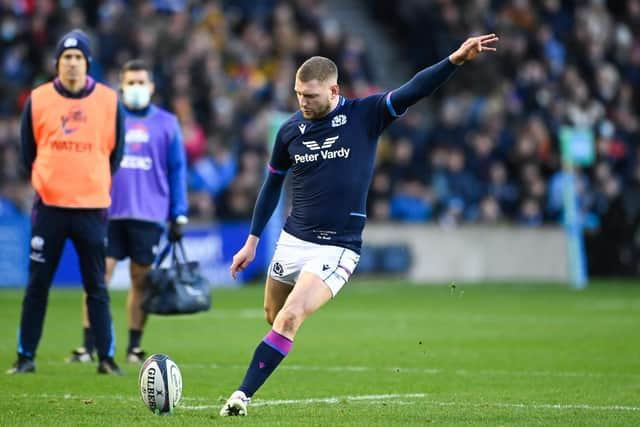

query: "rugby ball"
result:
(139, 354), (182, 415)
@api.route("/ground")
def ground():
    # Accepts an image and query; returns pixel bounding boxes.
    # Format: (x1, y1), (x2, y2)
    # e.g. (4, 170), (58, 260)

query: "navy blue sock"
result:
(128, 329), (142, 352)
(84, 327), (95, 354)
(238, 330), (293, 397)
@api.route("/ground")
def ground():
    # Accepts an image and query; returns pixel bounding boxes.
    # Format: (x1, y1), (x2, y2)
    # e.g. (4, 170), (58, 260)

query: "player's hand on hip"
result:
(449, 33), (499, 65)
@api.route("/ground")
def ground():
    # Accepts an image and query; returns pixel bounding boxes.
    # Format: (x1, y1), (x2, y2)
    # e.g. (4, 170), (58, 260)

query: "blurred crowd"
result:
(1, 0), (640, 273)
(369, 0), (639, 225)
(0, 0), (377, 220)
(367, 0), (640, 273)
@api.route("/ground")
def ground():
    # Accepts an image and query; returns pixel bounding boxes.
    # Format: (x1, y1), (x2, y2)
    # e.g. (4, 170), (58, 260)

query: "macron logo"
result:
(302, 136), (339, 151)
(298, 123), (306, 134)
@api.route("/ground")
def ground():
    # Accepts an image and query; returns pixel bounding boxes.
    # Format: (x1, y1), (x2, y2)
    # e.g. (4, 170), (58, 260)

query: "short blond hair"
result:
(296, 56), (338, 83)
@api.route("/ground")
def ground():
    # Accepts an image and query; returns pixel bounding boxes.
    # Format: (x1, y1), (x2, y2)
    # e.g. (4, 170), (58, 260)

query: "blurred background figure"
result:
(68, 59), (188, 365)
(8, 29), (124, 375)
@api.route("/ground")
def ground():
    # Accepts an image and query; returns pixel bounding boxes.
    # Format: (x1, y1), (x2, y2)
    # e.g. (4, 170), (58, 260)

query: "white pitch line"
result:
(252, 393), (426, 407)
(43, 361), (640, 380)
(417, 401), (640, 412)
(9, 393), (640, 412)
(171, 363), (640, 380)
(181, 394), (640, 412)
(181, 393), (426, 410)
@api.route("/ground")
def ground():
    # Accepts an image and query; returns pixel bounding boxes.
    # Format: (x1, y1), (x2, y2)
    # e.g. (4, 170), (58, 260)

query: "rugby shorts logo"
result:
(272, 262), (284, 276)
(322, 264), (330, 271)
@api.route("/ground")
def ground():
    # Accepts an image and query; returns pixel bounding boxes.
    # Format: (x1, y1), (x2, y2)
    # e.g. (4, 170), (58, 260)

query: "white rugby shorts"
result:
(268, 231), (360, 297)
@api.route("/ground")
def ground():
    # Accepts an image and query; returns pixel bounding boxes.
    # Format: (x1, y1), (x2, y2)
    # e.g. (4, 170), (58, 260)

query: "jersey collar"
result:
(53, 76), (96, 98)
(125, 104), (155, 117)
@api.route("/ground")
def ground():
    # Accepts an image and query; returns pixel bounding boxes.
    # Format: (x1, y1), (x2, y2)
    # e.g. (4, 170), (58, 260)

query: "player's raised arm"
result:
(388, 33), (499, 116)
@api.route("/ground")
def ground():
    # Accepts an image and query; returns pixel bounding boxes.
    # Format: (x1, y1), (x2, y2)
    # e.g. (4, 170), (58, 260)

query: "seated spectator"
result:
(518, 198), (543, 227)
(476, 195), (504, 225)
(389, 179), (433, 222)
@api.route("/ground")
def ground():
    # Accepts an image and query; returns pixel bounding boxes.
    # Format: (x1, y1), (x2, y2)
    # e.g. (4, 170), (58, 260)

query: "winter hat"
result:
(54, 29), (92, 70)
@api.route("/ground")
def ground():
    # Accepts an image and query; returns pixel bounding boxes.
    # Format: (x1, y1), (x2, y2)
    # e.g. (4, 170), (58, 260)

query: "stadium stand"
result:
(0, 0), (638, 275)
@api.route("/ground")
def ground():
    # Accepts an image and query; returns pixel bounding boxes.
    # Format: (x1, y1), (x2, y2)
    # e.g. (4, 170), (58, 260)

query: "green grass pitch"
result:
(1, 280), (639, 426)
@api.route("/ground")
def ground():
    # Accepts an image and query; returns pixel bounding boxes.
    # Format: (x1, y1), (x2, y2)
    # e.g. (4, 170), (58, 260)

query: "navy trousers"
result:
(18, 199), (115, 360)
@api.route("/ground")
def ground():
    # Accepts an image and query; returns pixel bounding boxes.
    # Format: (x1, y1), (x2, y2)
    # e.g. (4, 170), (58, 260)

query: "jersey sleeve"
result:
(20, 97), (36, 175)
(167, 116), (189, 219)
(110, 101), (126, 174)
(268, 126), (292, 174)
(354, 93), (397, 137)
(387, 57), (458, 115)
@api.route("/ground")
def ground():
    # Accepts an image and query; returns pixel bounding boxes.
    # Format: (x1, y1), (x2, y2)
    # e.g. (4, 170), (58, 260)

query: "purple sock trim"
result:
(263, 330), (293, 356)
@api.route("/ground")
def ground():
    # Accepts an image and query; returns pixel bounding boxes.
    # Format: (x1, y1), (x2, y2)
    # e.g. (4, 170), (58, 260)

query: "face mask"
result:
(122, 85), (151, 110)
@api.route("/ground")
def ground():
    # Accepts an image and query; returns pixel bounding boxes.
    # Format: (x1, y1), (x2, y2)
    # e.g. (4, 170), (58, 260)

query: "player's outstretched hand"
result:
(230, 236), (259, 280)
(449, 33), (499, 65)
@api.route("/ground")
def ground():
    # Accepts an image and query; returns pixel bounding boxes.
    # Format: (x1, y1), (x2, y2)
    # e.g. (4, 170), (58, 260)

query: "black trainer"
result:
(97, 358), (123, 375)
(66, 347), (94, 363)
(7, 357), (35, 374)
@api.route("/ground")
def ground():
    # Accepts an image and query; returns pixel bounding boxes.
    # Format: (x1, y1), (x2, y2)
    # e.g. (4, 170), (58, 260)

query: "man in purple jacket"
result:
(68, 59), (188, 364)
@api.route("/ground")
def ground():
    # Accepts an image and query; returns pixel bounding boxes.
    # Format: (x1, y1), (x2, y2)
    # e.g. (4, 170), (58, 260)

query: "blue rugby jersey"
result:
(269, 94), (397, 253)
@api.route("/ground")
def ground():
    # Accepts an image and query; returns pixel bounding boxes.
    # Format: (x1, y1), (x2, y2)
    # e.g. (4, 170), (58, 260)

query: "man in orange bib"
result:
(7, 29), (126, 375)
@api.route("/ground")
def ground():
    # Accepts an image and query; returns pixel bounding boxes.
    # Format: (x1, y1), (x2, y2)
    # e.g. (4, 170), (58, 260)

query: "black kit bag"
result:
(142, 239), (212, 315)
